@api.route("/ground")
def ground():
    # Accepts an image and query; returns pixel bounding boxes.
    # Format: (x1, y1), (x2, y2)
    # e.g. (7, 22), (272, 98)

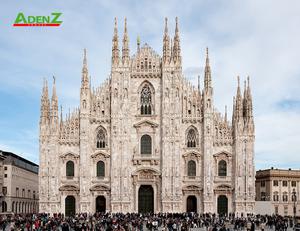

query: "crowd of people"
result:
(0, 212), (296, 231)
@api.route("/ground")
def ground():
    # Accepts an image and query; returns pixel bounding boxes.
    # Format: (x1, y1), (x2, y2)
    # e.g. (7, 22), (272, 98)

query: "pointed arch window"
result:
(141, 84), (152, 115)
(96, 127), (106, 149)
(96, 161), (105, 177)
(187, 160), (196, 177)
(141, 134), (152, 155)
(187, 128), (198, 148)
(218, 160), (227, 176)
(66, 161), (74, 177)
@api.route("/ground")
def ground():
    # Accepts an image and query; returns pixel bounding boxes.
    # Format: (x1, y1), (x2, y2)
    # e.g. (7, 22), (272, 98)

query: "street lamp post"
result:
(292, 189), (297, 227)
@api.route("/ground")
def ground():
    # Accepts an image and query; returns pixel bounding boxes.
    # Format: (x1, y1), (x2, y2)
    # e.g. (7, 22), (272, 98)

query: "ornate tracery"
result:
(187, 127), (198, 148)
(140, 84), (152, 115)
(96, 127), (107, 149)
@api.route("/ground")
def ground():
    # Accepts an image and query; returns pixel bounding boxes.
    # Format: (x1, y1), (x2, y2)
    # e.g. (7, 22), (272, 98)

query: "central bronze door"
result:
(96, 196), (106, 212)
(187, 195), (197, 213)
(65, 196), (75, 217)
(217, 195), (228, 215)
(138, 185), (154, 213)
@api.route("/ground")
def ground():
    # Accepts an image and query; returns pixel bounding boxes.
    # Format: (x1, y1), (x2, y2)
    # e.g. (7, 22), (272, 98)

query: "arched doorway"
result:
(186, 195), (197, 212)
(96, 196), (106, 212)
(138, 185), (154, 213)
(2, 201), (7, 212)
(217, 195), (228, 215)
(65, 196), (76, 216)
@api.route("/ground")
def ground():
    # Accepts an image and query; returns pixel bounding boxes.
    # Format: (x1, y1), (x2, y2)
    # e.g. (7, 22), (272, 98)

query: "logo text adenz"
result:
(13, 12), (62, 27)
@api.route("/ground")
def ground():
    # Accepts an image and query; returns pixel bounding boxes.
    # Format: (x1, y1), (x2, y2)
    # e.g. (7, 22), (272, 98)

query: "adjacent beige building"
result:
(39, 18), (255, 216)
(256, 168), (300, 216)
(1, 150), (39, 213)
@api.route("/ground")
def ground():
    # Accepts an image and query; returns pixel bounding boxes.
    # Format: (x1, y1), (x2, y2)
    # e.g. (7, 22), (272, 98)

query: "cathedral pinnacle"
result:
(246, 76), (253, 119)
(204, 47), (212, 90)
(124, 17), (127, 33)
(164, 17), (168, 34)
(172, 17), (181, 65)
(112, 17), (120, 65)
(175, 17), (179, 34)
(52, 76), (57, 101)
(83, 48), (87, 66)
(235, 76), (243, 120)
(40, 78), (50, 127)
(42, 78), (49, 100)
(247, 76), (252, 99)
(81, 49), (89, 89)
(206, 47), (209, 65)
(122, 17), (130, 64)
(50, 76), (58, 125)
(114, 17), (117, 35)
(237, 76), (241, 97)
(163, 17), (171, 64)
(243, 80), (247, 99)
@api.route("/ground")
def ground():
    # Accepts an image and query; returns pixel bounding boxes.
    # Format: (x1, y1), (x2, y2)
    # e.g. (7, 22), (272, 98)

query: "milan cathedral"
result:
(39, 17), (255, 216)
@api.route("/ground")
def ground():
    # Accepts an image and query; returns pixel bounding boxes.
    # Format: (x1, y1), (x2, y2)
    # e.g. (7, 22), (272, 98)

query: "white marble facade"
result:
(39, 18), (255, 215)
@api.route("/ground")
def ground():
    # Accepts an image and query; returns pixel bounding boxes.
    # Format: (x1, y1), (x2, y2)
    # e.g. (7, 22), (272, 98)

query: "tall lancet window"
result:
(66, 161), (74, 177)
(218, 160), (227, 176)
(141, 84), (152, 115)
(141, 134), (152, 155)
(187, 128), (197, 148)
(96, 127), (106, 149)
(187, 160), (196, 176)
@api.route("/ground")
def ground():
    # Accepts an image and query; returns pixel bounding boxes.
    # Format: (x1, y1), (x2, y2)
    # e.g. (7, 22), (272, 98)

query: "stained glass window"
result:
(141, 85), (152, 115)
(96, 128), (106, 149)
(187, 128), (197, 148)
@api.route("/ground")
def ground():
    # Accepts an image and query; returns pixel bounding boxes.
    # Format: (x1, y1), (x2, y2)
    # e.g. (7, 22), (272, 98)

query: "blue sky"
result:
(0, 0), (300, 169)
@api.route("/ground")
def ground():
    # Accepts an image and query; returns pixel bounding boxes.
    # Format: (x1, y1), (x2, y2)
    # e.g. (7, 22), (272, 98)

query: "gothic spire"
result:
(204, 47), (212, 90)
(52, 76), (57, 101)
(172, 17), (181, 65)
(163, 17), (171, 64)
(51, 76), (58, 125)
(235, 76), (243, 119)
(40, 79), (50, 125)
(247, 76), (253, 119)
(81, 49), (89, 89)
(42, 78), (49, 101)
(122, 17), (130, 64)
(198, 75), (200, 92)
(112, 17), (120, 65)
(243, 80), (247, 98)
(243, 79), (248, 118)
(164, 17), (168, 34)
